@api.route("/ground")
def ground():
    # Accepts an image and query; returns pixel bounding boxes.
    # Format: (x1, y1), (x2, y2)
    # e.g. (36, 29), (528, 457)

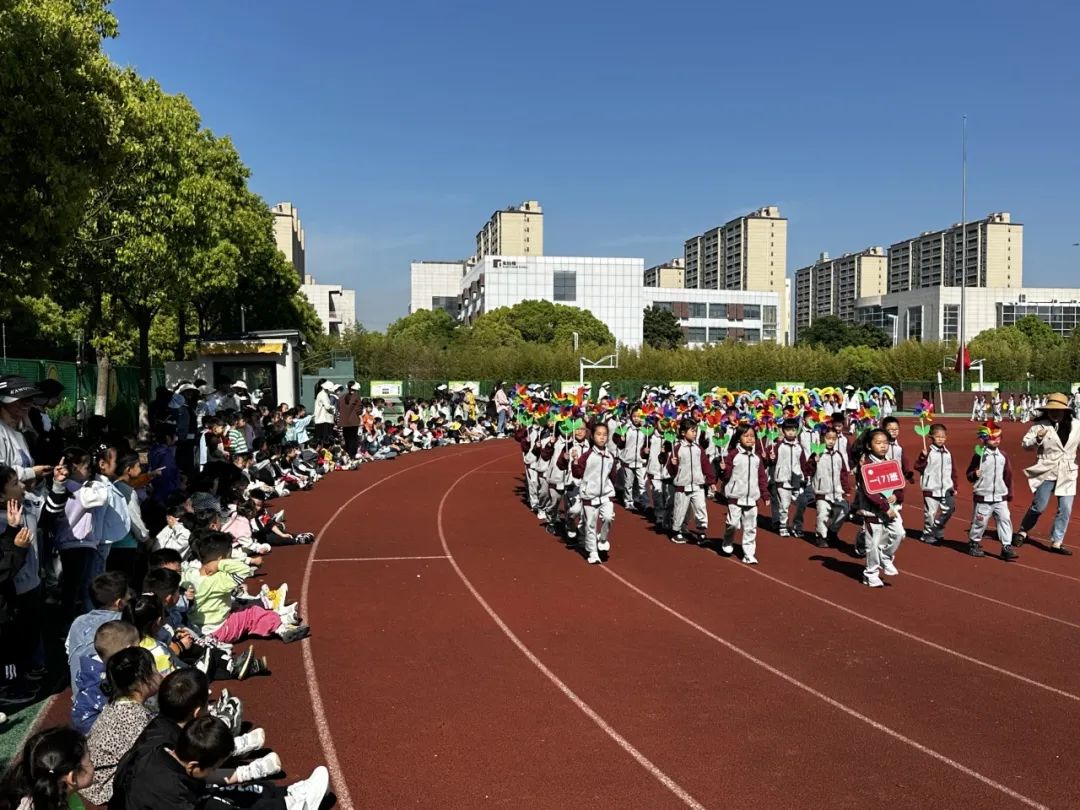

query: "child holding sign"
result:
(854, 429), (905, 588)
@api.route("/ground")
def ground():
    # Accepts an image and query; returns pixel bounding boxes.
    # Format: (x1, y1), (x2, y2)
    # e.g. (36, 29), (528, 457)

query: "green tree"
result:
(1012, 315), (1063, 354)
(968, 326), (1032, 381)
(643, 305), (684, 350)
(847, 321), (893, 350)
(0, 0), (123, 277)
(472, 300), (614, 346)
(386, 308), (458, 347)
(797, 316), (890, 351)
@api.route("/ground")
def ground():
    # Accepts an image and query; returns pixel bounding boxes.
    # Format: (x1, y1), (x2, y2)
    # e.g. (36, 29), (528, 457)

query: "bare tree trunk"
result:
(95, 351), (110, 417)
(137, 314), (152, 440)
(175, 306), (188, 360)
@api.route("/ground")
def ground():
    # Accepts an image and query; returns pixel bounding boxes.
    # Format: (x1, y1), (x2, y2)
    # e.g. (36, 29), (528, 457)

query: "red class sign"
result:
(861, 459), (905, 495)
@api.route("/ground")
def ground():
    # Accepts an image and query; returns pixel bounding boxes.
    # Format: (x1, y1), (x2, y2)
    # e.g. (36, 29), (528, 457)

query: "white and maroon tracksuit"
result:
(966, 447), (1014, 547)
(803, 447), (852, 539)
(721, 446), (770, 559)
(571, 445), (620, 558)
(667, 438), (717, 536)
(645, 433), (672, 528)
(770, 438), (805, 532)
(915, 444), (957, 542)
(614, 423), (648, 510)
(553, 435), (591, 536)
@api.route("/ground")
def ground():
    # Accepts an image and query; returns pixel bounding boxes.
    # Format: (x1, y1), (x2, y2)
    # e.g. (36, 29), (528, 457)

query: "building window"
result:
(431, 296), (459, 317)
(708, 327), (727, 342)
(653, 301), (674, 313)
(744, 304), (761, 319)
(709, 303), (728, 319)
(688, 302), (707, 318)
(907, 306), (923, 342)
(684, 326), (707, 344)
(762, 305), (777, 326)
(942, 304), (960, 343)
(553, 271), (576, 302)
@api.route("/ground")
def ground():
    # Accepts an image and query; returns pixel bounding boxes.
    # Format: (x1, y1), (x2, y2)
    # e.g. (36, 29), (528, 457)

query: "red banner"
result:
(861, 459), (905, 495)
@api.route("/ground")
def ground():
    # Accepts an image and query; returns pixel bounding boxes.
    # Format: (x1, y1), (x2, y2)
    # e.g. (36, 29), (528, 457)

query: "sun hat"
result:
(0, 375), (43, 404)
(320, 381), (335, 391)
(175, 382), (198, 394)
(1036, 392), (1071, 411)
(232, 380), (249, 390)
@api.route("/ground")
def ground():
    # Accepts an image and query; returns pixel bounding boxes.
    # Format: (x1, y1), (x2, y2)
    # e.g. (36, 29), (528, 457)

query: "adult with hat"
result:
(1013, 392), (1079, 555)
(312, 380), (336, 446)
(0, 376), (52, 484)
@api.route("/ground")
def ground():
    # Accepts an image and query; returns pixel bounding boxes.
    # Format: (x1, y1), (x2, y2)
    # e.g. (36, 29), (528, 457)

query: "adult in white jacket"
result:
(1013, 392), (1079, 555)
(313, 381), (336, 445)
(0, 376), (52, 484)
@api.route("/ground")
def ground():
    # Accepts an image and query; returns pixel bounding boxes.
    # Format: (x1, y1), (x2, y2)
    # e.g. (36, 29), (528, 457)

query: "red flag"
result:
(954, 345), (971, 372)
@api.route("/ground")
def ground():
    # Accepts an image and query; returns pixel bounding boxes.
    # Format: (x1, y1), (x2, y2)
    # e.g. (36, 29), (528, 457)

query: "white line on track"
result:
(899, 570), (1080, 629)
(600, 566), (1050, 810)
(313, 555), (449, 563)
(301, 446), (486, 810)
(439, 458), (708, 810)
(727, 558), (1080, 703)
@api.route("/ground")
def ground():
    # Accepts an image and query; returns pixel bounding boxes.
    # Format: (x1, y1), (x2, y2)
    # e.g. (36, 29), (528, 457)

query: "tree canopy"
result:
(642, 305), (685, 350)
(469, 300), (614, 348)
(797, 316), (891, 351)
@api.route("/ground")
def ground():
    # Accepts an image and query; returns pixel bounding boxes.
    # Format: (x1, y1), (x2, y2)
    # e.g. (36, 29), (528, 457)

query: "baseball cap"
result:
(0, 375), (43, 404)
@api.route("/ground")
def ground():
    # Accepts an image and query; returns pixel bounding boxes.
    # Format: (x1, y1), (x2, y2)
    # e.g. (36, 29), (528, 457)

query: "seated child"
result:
(71, 619), (139, 735)
(154, 502), (192, 557)
(65, 571), (130, 694)
(0, 727), (94, 810)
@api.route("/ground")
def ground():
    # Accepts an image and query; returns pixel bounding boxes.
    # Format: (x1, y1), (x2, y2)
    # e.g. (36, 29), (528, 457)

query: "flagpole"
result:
(959, 115), (967, 394)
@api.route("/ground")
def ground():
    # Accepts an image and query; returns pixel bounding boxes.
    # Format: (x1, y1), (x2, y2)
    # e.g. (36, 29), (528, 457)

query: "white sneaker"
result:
(536, 510), (546, 520)
(721, 540), (734, 555)
(863, 574), (885, 588)
(285, 765), (330, 810)
(597, 539), (610, 552)
(881, 560), (899, 577)
(277, 603), (300, 624)
(233, 728), (266, 757)
(233, 752), (281, 782)
(586, 553), (602, 564)
(741, 554), (758, 565)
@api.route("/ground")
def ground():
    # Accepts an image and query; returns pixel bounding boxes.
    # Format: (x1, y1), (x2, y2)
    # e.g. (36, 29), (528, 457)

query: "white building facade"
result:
(300, 276), (356, 337)
(409, 260), (469, 316)
(854, 286), (1080, 344)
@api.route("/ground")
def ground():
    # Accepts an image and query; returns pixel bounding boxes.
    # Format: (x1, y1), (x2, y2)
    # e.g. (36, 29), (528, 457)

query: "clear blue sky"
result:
(105, 0), (1080, 330)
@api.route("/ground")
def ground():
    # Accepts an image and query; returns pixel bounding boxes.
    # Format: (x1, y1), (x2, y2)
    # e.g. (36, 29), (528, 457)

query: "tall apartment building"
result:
(793, 247), (887, 339)
(475, 200), (544, 259)
(643, 257), (685, 288)
(887, 212), (1022, 293)
(271, 202), (305, 280)
(683, 206), (788, 342)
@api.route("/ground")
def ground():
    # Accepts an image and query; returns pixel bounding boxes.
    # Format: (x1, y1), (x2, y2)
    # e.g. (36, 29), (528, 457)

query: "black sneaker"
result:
(1001, 545), (1019, 561)
(278, 624), (310, 643)
(1011, 532), (1026, 548)
(814, 535), (829, 548)
(1051, 545), (1074, 556)
(670, 533), (687, 544)
(0, 684), (37, 707)
(792, 527), (805, 539)
(22, 666), (48, 682)
(968, 542), (985, 558)
(233, 645), (256, 680)
(920, 535), (939, 545)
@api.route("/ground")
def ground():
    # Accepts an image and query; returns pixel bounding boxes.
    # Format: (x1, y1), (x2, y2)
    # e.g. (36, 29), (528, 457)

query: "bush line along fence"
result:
(0, 357), (166, 432)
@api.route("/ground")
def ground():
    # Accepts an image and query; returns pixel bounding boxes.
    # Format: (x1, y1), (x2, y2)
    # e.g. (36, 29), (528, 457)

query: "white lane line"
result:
(900, 570), (1080, 630)
(728, 558), (1080, 703)
(439, 459), (707, 810)
(313, 555), (450, 563)
(301, 445), (487, 810)
(602, 567), (1049, 810)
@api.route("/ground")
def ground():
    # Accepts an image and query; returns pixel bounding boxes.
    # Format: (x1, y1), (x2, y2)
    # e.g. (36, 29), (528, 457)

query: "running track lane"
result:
(437, 447), (1070, 808)
(302, 441), (693, 808)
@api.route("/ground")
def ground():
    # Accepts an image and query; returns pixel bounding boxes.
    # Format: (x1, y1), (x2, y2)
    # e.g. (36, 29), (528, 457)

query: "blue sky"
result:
(105, 0), (1080, 330)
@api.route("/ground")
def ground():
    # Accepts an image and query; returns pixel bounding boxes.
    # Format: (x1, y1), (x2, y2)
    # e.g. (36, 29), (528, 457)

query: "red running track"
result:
(38, 418), (1075, 808)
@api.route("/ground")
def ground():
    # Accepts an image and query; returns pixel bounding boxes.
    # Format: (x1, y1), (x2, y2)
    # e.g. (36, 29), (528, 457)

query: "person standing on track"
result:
(1012, 392), (1079, 556)
(312, 381), (336, 447)
(915, 423), (957, 546)
(338, 383), (363, 459)
(719, 425), (770, 565)
(667, 419), (715, 545)
(571, 423), (619, 565)
(853, 428), (905, 588)
(613, 408), (648, 513)
(966, 421), (1018, 561)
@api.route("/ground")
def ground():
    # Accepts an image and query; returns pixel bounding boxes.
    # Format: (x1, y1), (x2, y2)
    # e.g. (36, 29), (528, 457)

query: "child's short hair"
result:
(101, 646), (157, 701)
(142, 568), (181, 602)
(93, 620), (140, 662)
(158, 668), (210, 724)
(121, 593), (165, 638)
(90, 571), (129, 609)
(147, 548), (183, 569)
(680, 419), (698, 434)
(165, 490), (190, 510)
(116, 452), (140, 476)
(881, 416), (900, 429)
(823, 426), (838, 437)
(930, 423), (947, 435)
(196, 531), (233, 564)
(175, 716), (234, 769)
(202, 415), (222, 430)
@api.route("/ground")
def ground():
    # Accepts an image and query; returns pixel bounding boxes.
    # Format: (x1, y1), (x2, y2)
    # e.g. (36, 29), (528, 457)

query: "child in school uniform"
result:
(914, 423), (957, 545)
(769, 418), (805, 537)
(802, 426), (853, 548)
(853, 428), (905, 587)
(667, 419), (716, 545)
(720, 425), (770, 564)
(548, 422), (590, 538)
(793, 413), (849, 538)
(570, 424), (620, 565)
(645, 425), (673, 532)
(966, 422), (1018, 560)
(613, 409), (649, 512)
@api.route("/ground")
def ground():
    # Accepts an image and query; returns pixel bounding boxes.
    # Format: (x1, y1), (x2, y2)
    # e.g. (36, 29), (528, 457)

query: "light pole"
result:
(886, 313), (898, 347)
(959, 115), (968, 393)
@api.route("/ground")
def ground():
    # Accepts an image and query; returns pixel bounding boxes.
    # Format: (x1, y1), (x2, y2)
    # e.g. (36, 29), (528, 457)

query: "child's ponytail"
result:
(100, 646), (156, 701)
(0, 727), (88, 810)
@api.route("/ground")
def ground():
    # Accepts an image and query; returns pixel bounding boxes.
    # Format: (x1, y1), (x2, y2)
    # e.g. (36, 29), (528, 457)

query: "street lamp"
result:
(886, 313), (898, 347)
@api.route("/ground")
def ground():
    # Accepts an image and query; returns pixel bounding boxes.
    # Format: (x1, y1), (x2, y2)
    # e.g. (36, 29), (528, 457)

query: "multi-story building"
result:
(645, 289), (781, 346)
(271, 202), (305, 280)
(409, 260), (470, 316)
(475, 200), (544, 259)
(887, 212), (1022, 293)
(854, 286), (1080, 344)
(683, 206), (788, 342)
(643, 258), (685, 288)
(299, 275), (356, 337)
(793, 247), (887, 340)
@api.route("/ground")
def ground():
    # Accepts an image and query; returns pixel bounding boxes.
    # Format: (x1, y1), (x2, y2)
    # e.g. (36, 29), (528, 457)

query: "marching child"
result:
(613, 409), (648, 512)
(914, 423), (957, 545)
(769, 418), (805, 537)
(853, 428), (905, 587)
(570, 424), (619, 565)
(802, 427), (852, 548)
(966, 421), (1017, 560)
(667, 419), (716, 545)
(720, 425), (770, 564)
(645, 424), (673, 532)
